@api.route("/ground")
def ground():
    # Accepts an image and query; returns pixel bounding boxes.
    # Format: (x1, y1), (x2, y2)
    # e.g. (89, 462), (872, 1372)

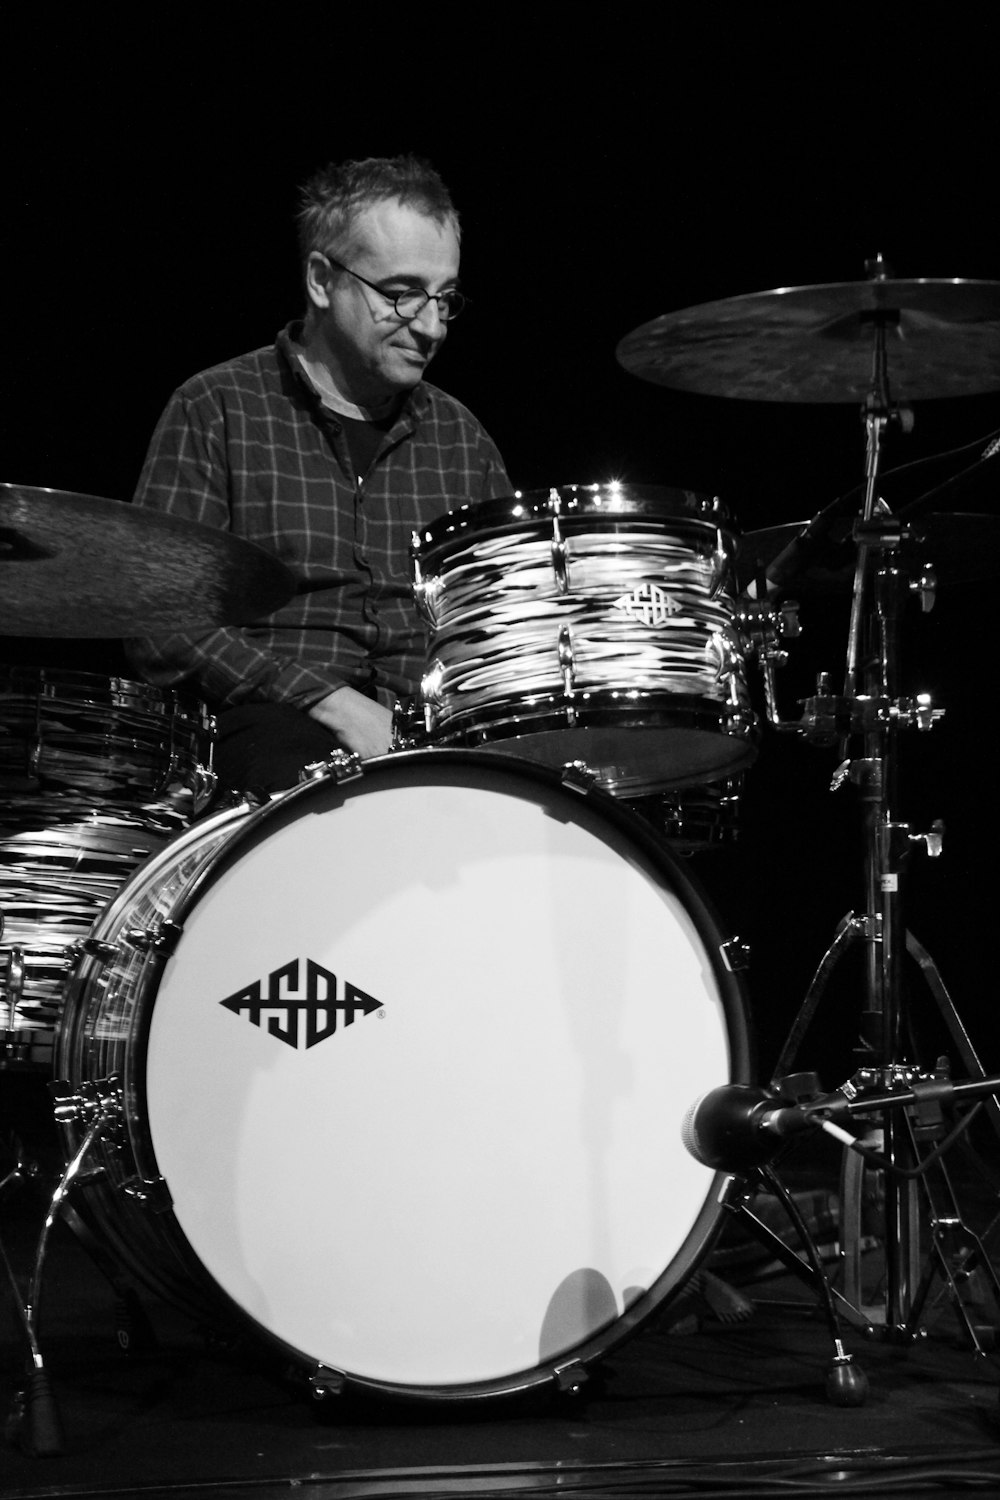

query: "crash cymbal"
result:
(736, 512), (1000, 593)
(0, 483), (295, 636)
(618, 280), (1000, 403)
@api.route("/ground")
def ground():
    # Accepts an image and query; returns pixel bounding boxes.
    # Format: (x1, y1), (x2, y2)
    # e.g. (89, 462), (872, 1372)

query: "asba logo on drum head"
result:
(220, 958), (382, 1049)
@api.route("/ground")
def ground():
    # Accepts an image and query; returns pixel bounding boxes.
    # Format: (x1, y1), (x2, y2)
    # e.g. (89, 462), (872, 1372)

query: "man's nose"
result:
(410, 298), (447, 337)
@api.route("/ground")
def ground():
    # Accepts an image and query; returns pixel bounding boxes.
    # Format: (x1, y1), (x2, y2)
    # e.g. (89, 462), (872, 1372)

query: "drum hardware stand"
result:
(692, 1068), (1000, 1401)
(716, 1160), (870, 1406)
(738, 373), (1000, 1356)
(1, 1075), (150, 1456)
(1, 1124), (70, 1456)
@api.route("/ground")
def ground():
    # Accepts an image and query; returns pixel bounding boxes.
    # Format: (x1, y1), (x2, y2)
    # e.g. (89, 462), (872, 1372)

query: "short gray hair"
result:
(296, 154), (460, 268)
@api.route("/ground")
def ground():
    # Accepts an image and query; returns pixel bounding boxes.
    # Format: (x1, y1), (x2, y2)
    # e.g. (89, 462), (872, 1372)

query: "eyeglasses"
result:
(323, 254), (467, 322)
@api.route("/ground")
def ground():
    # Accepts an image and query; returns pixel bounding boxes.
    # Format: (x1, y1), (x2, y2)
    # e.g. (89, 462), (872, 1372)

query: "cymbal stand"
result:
(740, 310), (1000, 1347)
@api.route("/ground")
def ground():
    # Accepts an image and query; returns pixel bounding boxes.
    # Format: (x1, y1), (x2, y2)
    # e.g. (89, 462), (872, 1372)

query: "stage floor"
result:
(3, 1102), (1000, 1500)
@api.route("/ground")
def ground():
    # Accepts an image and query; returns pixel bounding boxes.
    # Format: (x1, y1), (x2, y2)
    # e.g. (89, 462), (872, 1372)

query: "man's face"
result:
(308, 199), (461, 406)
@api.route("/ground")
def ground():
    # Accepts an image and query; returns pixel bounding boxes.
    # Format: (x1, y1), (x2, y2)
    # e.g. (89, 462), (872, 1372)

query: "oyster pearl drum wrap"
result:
(411, 484), (757, 798)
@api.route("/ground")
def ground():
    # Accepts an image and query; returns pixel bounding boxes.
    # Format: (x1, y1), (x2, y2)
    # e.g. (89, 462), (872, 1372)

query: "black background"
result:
(4, 9), (998, 1080)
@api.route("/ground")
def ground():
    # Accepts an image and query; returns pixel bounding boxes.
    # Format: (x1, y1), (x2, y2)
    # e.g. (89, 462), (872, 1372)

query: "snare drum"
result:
(58, 750), (749, 1402)
(412, 483), (757, 798)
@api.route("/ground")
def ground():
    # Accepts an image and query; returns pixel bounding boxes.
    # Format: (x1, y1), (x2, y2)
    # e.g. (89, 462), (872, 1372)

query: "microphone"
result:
(681, 1084), (855, 1172)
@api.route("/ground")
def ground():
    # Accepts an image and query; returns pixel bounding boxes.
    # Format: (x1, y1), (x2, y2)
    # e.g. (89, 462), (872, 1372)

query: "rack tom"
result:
(412, 483), (756, 797)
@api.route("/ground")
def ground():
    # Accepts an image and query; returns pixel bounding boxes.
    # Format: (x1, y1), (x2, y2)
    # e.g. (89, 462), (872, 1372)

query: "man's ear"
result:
(305, 252), (334, 311)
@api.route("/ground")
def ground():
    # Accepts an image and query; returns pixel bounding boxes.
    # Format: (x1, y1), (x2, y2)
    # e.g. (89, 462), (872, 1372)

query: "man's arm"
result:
(126, 382), (344, 709)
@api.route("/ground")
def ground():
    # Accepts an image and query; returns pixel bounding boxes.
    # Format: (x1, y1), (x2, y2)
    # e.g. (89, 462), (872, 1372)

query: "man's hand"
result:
(308, 686), (394, 760)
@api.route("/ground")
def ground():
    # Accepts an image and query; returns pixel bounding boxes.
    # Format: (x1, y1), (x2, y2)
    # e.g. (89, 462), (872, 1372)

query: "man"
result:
(127, 155), (511, 794)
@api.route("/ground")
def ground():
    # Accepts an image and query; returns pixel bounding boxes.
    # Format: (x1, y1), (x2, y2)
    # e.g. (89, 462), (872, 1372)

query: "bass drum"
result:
(58, 750), (750, 1403)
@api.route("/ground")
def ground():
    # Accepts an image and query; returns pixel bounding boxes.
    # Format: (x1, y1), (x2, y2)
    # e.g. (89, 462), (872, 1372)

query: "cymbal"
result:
(617, 280), (1000, 403)
(0, 484), (296, 637)
(736, 512), (1000, 592)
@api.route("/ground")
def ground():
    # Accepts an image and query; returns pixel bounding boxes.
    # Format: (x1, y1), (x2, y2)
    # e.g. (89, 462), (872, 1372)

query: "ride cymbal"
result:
(0, 483), (295, 636)
(618, 280), (1000, 403)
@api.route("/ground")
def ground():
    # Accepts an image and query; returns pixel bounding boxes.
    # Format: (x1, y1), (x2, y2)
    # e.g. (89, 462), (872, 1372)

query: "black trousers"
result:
(213, 703), (339, 798)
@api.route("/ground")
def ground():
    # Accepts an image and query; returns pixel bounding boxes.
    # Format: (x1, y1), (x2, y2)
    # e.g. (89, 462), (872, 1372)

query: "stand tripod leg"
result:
(839, 1083), (1000, 1346)
(770, 916), (860, 1086)
(719, 1168), (869, 1405)
(905, 931), (1000, 1143)
(902, 1107), (1000, 1352)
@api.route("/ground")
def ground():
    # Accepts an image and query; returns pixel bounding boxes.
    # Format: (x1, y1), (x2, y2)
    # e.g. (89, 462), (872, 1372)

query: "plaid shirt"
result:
(126, 324), (511, 710)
